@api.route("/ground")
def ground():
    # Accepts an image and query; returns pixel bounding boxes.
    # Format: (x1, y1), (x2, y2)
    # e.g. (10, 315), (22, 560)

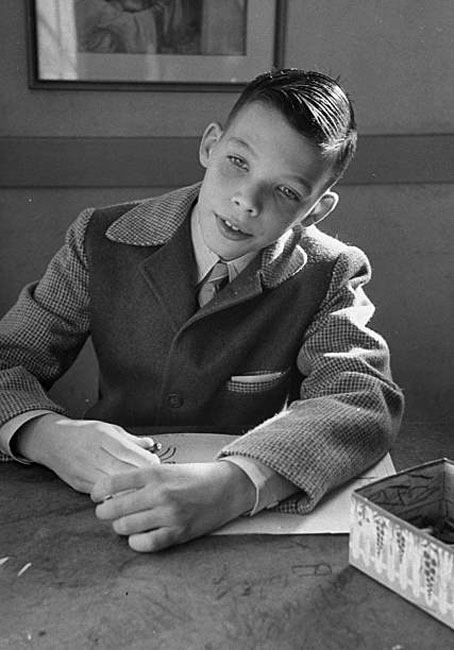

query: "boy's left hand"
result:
(91, 461), (256, 552)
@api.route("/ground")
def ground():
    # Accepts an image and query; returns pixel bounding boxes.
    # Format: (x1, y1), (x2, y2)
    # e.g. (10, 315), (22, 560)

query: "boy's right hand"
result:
(14, 413), (160, 493)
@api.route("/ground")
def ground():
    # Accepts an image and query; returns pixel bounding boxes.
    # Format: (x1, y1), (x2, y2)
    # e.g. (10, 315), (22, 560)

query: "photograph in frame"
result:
(29, 0), (285, 90)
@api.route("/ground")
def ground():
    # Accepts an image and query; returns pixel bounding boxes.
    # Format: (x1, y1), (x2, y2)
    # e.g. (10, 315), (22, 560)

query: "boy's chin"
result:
(209, 240), (255, 261)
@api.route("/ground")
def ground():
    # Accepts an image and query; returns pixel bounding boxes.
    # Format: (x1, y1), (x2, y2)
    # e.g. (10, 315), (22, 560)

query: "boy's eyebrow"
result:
(227, 136), (253, 152)
(284, 174), (313, 195)
(227, 136), (313, 194)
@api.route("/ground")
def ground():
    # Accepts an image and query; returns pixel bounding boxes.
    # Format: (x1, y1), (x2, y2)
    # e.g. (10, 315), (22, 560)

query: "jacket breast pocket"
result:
(208, 369), (292, 429)
(225, 369), (290, 394)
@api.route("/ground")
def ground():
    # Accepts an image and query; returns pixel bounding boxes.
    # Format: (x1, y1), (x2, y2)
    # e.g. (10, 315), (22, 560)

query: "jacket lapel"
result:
(106, 184), (201, 331)
(105, 183), (201, 246)
(139, 216), (199, 331)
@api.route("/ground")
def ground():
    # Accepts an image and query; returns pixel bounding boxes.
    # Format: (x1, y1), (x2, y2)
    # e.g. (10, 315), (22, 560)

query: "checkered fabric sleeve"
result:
(0, 208), (94, 459)
(218, 246), (404, 514)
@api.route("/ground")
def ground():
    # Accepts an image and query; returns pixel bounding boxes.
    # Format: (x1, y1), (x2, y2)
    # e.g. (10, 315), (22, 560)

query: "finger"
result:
(128, 527), (180, 553)
(95, 485), (155, 521)
(101, 438), (161, 468)
(111, 427), (158, 452)
(111, 509), (161, 535)
(133, 436), (162, 454)
(91, 467), (147, 502)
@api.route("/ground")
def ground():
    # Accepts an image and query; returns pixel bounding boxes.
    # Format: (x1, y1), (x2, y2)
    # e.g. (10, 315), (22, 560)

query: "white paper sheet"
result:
(153, 432), (395, 535)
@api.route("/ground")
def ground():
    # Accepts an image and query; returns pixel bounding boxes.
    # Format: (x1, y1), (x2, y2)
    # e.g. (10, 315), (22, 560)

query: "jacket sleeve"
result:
(218, 246), (404, 514)
(0, 208), (94, 433)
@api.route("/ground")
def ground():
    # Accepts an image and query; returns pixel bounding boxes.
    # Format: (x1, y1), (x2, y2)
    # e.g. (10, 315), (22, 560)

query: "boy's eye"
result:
(277, 186), (300, 201)
(227, 155), (248, 170)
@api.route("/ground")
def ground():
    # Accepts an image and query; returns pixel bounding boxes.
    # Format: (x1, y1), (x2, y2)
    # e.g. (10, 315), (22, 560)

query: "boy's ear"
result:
(302, 191), (339, 227)
(199, 122), (223, 168)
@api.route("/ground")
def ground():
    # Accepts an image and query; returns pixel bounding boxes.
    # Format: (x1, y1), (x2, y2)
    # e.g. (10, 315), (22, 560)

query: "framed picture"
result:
(28, 0), (287, 91)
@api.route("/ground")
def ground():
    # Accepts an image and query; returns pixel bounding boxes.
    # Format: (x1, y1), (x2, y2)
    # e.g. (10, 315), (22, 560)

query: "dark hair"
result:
(225, 68), (357, 185)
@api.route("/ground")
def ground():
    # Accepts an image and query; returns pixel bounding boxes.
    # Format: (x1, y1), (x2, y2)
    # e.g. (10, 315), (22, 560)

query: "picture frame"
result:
(27, 0), (287, 91)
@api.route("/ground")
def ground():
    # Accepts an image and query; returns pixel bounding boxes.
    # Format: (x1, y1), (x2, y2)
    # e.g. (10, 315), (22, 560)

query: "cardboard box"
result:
(349, 458), (454, 629)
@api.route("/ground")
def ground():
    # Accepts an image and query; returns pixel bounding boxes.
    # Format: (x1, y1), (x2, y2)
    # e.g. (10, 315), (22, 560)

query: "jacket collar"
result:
(106, 183), (307, 289)
(106, 183), (201, 246)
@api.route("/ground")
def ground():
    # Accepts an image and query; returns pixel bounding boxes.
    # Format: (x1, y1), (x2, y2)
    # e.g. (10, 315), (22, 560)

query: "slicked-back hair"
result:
(225, 68), (357, 186)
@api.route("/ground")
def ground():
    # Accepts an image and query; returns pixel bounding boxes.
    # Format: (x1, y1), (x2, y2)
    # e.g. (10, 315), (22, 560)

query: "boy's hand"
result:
(91, 461), (256, 552)
(14, 413), (160, 493)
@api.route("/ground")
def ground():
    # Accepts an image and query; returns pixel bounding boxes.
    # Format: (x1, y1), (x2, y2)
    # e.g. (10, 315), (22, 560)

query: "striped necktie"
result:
(198, 261), (229, 307)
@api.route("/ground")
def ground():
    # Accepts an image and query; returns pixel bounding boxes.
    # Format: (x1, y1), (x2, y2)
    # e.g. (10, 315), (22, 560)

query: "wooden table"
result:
(1, 419), (454, 650)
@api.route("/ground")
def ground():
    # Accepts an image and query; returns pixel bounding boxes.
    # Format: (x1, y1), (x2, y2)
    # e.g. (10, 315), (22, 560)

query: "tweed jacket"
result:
(0, 183), (404, 514)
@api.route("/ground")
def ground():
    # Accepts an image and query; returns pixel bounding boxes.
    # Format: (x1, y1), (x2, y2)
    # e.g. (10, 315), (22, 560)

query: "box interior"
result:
(358, 459), (454, 543)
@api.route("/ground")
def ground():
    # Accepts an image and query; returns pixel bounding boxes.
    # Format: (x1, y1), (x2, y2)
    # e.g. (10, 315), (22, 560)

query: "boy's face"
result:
(195, 101), (338, 261)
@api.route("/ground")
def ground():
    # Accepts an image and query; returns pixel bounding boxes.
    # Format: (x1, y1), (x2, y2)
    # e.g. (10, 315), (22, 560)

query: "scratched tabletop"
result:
(1, 419), (454, 650)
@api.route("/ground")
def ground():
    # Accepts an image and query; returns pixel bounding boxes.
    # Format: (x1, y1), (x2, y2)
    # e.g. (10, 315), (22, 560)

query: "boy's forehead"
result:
(224, 101), (309, 153)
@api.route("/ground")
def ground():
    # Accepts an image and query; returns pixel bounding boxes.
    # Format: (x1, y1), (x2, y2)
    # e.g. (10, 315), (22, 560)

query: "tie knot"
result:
(207, 261), (229, 284)
(198, 261), (229, 307)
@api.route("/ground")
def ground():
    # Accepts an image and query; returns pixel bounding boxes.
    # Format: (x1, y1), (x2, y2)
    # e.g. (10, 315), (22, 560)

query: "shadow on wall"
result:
(323, 183), (454, 423)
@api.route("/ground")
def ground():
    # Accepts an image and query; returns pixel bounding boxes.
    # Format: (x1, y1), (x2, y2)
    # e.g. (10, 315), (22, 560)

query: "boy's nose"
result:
(231, 186), (262, 217)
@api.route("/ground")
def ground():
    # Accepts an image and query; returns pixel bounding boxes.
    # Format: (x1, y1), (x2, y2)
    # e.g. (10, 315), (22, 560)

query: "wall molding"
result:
(1, 134), (453, 188)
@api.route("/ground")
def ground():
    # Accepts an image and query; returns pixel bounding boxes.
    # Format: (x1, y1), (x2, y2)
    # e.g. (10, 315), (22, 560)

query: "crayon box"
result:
(349, 458), (454, 629)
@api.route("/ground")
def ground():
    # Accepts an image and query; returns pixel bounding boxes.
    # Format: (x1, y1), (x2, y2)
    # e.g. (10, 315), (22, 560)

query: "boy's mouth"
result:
(216, 214), (252, 241)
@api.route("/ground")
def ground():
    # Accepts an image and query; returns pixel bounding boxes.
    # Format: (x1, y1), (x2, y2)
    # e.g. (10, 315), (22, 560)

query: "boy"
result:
(0, 69), (404, 552)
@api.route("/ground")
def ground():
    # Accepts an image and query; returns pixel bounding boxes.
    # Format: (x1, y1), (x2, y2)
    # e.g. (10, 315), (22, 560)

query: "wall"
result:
(286, 1), (454, 134)
(1, 0), (454, 419)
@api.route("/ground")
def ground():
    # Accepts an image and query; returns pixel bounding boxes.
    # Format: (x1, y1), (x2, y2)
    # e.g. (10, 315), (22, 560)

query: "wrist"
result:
(13, 413), (70, 463)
